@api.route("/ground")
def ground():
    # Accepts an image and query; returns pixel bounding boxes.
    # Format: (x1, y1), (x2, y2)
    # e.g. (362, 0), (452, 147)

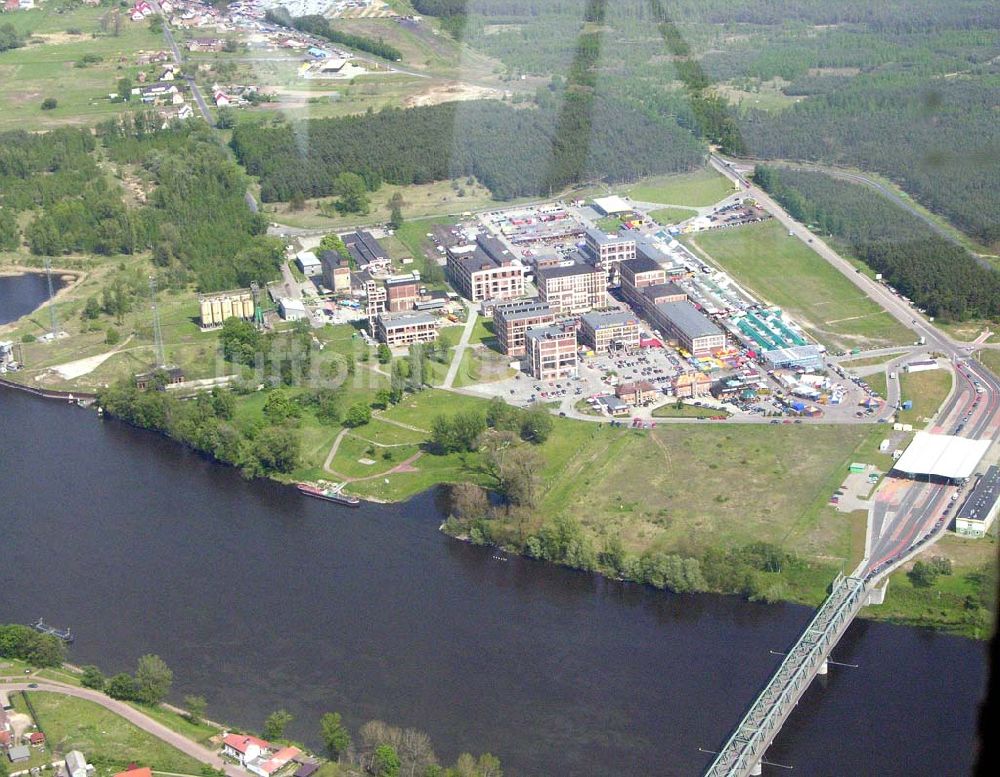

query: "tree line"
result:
(265, 7), (402, 61)
(0, 22), (24, 53)
(0, 624), (65, 668)
(754, 165), (1000, 321)
(231, 98), (704, 203)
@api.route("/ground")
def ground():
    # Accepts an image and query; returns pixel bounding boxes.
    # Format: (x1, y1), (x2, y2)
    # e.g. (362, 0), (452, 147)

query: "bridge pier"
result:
(817, 658), (829, 676)
(866, 580), (888, 605)
(750, 762), (762, 776)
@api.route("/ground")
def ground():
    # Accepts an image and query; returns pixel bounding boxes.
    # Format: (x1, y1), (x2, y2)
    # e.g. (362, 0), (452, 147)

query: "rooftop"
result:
(585, 226), (630, 246)
(957, 465), (1000, 522)
(344, 230), (387, 267)
(581, 309), (639, 329)
(642, 282), (686, 300)
(494, 299), (553, 322)
(893, 432), (991, 481)
(526, 325), (576, 342)
(655, 301), (723, 339)
(593, 195), (632, 214)
(379, 310), (438, 327)
(536, 261), (600, 282)
(621, 254), (664, 276)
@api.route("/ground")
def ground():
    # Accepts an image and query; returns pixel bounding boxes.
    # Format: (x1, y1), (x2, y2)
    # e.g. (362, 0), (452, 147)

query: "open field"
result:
(866, 371), (887, 399)
(27, 692), (204, 772)
(975, 348), (1000, 378)
(896, 368), (953, 426)
(0, 9), (165, 131)
(841, 352), (909, 369)
(534, 423), (873, 578)
(627, 167), (735, 207)
(715, 79), (802, 112)
(689, 220), (913, 351)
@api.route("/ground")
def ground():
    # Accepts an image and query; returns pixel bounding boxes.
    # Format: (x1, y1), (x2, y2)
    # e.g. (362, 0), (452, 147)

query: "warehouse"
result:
(760, 344), (825, 372)
(295, 250), (322, 276)
(592, 195), (632, 216)
(648, 300), (725, 356)
(343, 231), (390, 273)
(954, 465), (1000, 537)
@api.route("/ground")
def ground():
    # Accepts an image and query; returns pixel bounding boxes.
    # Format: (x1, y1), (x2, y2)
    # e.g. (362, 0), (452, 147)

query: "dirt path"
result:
(0, 681), (241, 777)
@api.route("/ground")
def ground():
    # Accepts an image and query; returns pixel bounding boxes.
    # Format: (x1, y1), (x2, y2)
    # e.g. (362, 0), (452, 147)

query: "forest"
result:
(98, 116), (282, 292)
(754, 165), (1000, 321)
(265, 8), (402, 61)
(231, 98), (704, 202)
(411, 0), (998, 248)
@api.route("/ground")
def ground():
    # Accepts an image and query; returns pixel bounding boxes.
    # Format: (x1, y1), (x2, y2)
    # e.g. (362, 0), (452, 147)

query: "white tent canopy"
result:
(893, 431), (991, 480)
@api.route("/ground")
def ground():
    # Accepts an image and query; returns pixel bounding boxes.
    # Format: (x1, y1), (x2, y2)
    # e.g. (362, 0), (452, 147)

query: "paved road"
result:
(442, 304), (479, 389)
(0, 682), (241, 777)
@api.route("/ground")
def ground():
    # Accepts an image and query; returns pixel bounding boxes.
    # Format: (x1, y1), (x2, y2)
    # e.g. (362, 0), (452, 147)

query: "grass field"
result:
(690, 220), (913, 352)
(896, 368), (953, 426)
(27, 692), (204, 772)
(974, 348), (1000, 379)
(651, 403), (727, 418)
(0, 9), (166, 131)
(649, 206), (697, 225)
(841, 352), (909, 369)
(627, 167), (735, 207)
(866, 371), (887, 399)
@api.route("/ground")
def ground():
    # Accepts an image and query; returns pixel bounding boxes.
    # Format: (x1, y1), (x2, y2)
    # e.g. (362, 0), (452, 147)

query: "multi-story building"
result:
(198, 290), (254, 329)
(343, 231), (390, 274)
(377, 311), (439, 347)
(360, 273), (387, 334)
(447, 235), (526, 302)
(649, 300), (726, 356)
(525, 325), (578, 381)
(320, 250), (352, 293)
(619, 255), (665, 293)
(578, 310), (641, 354)
(535, 260), (606, 315)
(673, 371), (713, 398)
(583, 227), (636, 285)
(493, 299), (555, 357)
(385, 274), (420, 312)
(616, 380), (658, 406)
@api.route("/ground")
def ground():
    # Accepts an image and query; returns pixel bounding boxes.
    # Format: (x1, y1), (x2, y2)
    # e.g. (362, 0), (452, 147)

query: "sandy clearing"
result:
(404, 82), (504, 108)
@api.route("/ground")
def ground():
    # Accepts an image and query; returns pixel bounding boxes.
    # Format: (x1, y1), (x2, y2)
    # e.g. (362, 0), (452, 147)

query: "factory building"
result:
(199, 290), (255, 329)
(648, 301), (725, 356)
(493, 299), (555, 357)
(377, 311), (439, 347)
(320, 250), (352, 293)
(579, 310), (640, 354)
(535, 260), (606, 314)
(295, 251), (322, 276)
(385, 273), (421, 312)
(447, 234), (526, 302)
(525, 325), (578, 381)
(343, 231), (390, 274)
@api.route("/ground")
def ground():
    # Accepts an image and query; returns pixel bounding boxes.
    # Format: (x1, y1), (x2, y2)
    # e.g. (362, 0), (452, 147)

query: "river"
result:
(0, 271), (65, 327)
(0, 276), (988, 776)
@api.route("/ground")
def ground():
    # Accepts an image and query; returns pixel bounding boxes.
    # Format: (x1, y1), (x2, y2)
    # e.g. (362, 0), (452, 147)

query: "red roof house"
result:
(28, 731), (46, 745)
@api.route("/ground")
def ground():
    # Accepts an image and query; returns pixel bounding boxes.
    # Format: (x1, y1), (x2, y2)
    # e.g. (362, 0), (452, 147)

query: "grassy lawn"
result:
(689, 220), (913, 351)
(649, 206), (697, 225)
(0, 656), (34, 679)
(627, 167), (735, 207)
(651, 402), (728, 418)
(869, 532), (997, 638)
(7, 693), (53, 769)
(974, 348), (1000, 379)
(27, 692), (205, 773)
(126, 703), (220, 749)
(0, 10), (166, 131)
(595, 216), (623, 232)
(896, 368), (953, 426)
(866, 371), (887, 399)
(841, 352), (909, 369)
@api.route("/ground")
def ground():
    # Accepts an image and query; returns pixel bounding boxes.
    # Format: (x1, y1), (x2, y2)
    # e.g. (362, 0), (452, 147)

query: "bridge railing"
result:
(704, 574), (869, 777)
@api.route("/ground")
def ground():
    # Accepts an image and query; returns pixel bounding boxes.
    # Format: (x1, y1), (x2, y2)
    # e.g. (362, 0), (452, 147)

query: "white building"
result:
(278, 297), (308, 321)
(295, 250), (322, 276)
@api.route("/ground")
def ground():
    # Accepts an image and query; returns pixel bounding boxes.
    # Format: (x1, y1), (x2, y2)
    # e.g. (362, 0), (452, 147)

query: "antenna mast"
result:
(149, 276), (166, 367)
(43, 258), (59, 338)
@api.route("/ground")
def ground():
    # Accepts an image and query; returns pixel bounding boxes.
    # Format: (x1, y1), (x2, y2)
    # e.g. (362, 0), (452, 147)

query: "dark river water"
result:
(0, 271), (64, 326)
(0, 277), (989, 776)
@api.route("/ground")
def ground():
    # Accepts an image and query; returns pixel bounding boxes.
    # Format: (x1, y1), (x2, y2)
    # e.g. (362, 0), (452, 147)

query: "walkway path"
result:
(443, 305), (479, 389)
(0, 681), (241, 777)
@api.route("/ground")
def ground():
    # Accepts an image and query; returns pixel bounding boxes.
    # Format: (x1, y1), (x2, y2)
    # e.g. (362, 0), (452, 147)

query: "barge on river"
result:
(31, 618), (74, 643)
(297, 481), (360, 507)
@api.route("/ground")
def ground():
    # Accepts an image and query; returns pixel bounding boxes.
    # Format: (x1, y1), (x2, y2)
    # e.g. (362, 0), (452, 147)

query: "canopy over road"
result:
(892, 431), (991, 481)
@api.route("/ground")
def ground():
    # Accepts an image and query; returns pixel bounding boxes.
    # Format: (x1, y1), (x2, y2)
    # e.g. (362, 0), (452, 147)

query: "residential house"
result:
(673, 372), (712, 399)
(222, 734), (272, 766)
(188, 37), (225, 53)
(65, 750), (93, 777)
(113, 767), (153, 777)
(294, 763), (320, 777)
(139, 81), (183, 106)
(616, 381), (658, 406)
(7, 745), (30, 763)
(247, 747), (303, 777)
(28, 731), (45, 747)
